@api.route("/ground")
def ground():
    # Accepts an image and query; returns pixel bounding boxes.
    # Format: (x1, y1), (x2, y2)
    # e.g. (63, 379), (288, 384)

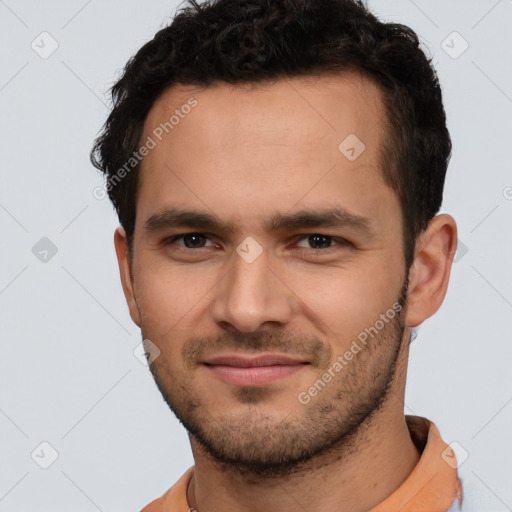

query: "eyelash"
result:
(162, 233), (352, 254)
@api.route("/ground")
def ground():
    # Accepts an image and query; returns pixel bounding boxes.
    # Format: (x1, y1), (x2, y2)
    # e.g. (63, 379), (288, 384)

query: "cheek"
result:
(297, 278), (371, 336)
(133, 260), (218, 339)
(286, 262), (401, 342)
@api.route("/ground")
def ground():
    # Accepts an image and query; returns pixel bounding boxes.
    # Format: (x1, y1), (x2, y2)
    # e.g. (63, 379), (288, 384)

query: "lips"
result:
(202, 353), (309, 386)
(204, 353), (308, 367)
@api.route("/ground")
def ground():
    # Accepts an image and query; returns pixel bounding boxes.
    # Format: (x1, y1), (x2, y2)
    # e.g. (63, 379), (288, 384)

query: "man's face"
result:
(123, 73), (411, 477)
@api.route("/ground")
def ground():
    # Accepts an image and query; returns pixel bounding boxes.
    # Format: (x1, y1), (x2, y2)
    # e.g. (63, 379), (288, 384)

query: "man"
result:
(90, 0), (468, 510)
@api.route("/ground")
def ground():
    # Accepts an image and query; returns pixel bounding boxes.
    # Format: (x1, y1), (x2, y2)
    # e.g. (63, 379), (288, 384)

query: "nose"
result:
(209, 243), (294, 333)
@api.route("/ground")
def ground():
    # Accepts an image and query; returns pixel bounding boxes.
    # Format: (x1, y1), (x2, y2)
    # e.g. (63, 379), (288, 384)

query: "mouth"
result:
(202, 353), (310, 386)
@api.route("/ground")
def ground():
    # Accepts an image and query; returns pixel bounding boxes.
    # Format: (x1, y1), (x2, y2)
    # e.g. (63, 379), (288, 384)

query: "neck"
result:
(186, 406), (420, 512)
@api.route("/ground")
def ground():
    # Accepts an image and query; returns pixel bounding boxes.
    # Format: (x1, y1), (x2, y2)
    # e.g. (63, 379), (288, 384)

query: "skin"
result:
(114, 71), (457, 512)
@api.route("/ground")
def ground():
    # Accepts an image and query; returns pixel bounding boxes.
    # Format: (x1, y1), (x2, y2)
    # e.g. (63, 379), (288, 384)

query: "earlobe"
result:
(404, 214), (458, 328)
(113, 226), (141, 327)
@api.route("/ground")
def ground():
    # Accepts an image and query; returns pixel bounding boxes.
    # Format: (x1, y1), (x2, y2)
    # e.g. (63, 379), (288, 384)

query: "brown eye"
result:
(181, 234), (207, 248)
(164, 233), (217, 249)
(295, 234), (350, 250)
(306, 234), (332, 249)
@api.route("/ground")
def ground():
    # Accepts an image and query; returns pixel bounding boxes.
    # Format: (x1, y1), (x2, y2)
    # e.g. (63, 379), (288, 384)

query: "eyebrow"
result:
(143, 207), (375, 237)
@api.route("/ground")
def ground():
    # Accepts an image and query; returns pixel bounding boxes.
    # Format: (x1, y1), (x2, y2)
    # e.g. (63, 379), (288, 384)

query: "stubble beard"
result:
(144, 277), (409, 480)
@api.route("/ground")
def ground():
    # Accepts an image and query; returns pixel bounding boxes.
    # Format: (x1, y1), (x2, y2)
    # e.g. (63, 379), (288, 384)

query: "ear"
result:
(113, 226), (141, 327)
(404, 214), (458, 328)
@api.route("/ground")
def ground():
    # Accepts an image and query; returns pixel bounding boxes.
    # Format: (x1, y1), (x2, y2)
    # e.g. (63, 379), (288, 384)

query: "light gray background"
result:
(0, 0), (511, 510)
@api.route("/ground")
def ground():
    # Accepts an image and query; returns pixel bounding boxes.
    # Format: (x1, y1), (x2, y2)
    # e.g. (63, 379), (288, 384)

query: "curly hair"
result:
(90, 0), (451, 269)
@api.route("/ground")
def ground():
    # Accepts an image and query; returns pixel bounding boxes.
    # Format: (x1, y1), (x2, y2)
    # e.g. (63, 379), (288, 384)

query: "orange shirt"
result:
(142, 415), (463, 512)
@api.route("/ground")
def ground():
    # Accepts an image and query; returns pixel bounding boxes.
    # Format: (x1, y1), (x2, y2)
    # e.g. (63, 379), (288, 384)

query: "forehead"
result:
(135, 72), (396, 234)
(143, 71), (385, 152)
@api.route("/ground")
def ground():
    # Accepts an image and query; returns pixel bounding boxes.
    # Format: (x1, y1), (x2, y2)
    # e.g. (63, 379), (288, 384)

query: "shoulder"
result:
(450, 466), (498, 512)
(141, 496), (165, 512)
(140, 466), (195, 512)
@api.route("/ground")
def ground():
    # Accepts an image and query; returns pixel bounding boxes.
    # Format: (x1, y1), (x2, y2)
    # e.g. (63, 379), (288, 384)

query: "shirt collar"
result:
(369, 416), (462, 512)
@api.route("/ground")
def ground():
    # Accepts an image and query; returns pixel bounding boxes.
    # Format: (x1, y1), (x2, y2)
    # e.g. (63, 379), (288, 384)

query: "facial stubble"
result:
(144, 275), (410, 480)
